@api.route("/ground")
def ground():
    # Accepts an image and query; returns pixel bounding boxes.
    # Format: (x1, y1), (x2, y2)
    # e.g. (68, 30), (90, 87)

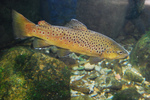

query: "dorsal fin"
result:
(65, 19), (87, 30)
(38, 20), (51, 27)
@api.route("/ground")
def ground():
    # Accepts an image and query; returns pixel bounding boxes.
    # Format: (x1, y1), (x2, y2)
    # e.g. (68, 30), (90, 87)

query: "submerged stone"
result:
(84, 63), (95, 71)
(110, 78), (122, 90)
(130, 33), (150, 81)
(124, 69), (143, 83)
(77, 66), (85, 71)
(0, 46), (70, 100)
(130, 33), (150, 68)
(71, 95), (94, 100)
(88, 73), (98, 80)
(113, 87), (142, 100)
(71, 79), (90, 94)
(113, 60), (122, 75)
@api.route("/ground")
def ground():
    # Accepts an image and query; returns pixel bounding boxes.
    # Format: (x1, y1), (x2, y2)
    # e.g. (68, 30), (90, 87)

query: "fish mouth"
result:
(125, 51), (130, 59)
(125, 50), (129, 57)
(115, 51), (129, 59)
(121, 51), (129, 59)
(124, 54), (129, 59)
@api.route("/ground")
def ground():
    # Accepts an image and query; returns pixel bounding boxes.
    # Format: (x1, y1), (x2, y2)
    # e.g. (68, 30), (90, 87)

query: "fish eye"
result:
(117, 51), (123, 55)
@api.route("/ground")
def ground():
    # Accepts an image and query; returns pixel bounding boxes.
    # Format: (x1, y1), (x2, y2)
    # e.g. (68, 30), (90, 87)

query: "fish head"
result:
(102, 42), (129, 59)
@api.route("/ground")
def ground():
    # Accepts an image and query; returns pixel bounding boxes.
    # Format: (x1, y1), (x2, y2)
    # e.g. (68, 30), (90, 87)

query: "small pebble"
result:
(84, 63), (95, 71)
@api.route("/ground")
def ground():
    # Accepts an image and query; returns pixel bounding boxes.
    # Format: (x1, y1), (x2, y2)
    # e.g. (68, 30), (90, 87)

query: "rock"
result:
(78, 55), (89, 65)
(130, 33), (150, 81)
(77, 66), (85, 71)
(99, 68), (112, 75)
(113, 60), (122, 75)
(95, 65), (101, 72)
(95, 75), (107, 91)
(0, 47), (70, 100)
(59, 56), (78, 68)
(124, 69), (143, 83)
(106, 77), (111, 85)
(110, 78), (122, 90)
(130, 34), (150, 68)
(100, 61), (107, 68)
(142, 63), (150, 82)
(107, 63), (114, 69)
(71, 95), (94, 100)
(71, 80), (91, 94)
(115, 74), (122, 80)
(113, 87), (142, 100)
(95, 75), (122, 91)
(88, 73), (98, 80)
(73, 70), (85, 75)
(84, 63), (95, 71)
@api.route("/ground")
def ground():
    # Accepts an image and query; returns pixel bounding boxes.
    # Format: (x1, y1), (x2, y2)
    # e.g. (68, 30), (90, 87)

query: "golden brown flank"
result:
(12, 10), (129, 61)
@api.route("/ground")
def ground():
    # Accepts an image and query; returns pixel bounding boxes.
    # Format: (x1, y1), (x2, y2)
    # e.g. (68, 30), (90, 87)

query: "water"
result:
(0, 0), (150, 100)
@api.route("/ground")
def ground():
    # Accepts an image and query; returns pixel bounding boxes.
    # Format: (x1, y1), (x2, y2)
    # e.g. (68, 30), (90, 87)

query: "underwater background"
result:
(0, 0), (150, 100)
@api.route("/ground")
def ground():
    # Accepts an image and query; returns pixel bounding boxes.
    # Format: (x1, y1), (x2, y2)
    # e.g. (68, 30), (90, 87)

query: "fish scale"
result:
(12, 10), (129, 61)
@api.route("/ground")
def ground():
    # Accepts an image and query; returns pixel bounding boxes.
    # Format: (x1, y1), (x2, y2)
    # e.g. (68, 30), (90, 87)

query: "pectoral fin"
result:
(89, 57), (103, 65)
(33, 38), (51, 48)
(56, 49), (72, 57)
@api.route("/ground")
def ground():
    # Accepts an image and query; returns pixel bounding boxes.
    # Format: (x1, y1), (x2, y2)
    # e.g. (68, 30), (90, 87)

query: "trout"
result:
(12, 10), (129, 63)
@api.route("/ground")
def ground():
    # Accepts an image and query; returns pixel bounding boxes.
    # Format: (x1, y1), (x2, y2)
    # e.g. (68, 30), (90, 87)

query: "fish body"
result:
(12, 10), (129, 60)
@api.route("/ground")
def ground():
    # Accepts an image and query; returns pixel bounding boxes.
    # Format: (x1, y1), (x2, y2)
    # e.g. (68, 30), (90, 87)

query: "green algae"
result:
(113, 87), (142, 100)
(0, 67), (4, 78)
(0, 46), (70, 100)
(130, 31), (150, 67)
(145, 30), (150, 38)
(124, 69), (143, 83)
(110, 78), (122, 90)
(140, 63), (150, 81)
(71, 95), (94, 100)
(0, 62), (28, 100)
(130, 31), (150, 81)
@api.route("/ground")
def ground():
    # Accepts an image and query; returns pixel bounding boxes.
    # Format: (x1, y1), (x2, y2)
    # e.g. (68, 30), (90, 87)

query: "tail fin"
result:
(12, 10), (35, 39)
